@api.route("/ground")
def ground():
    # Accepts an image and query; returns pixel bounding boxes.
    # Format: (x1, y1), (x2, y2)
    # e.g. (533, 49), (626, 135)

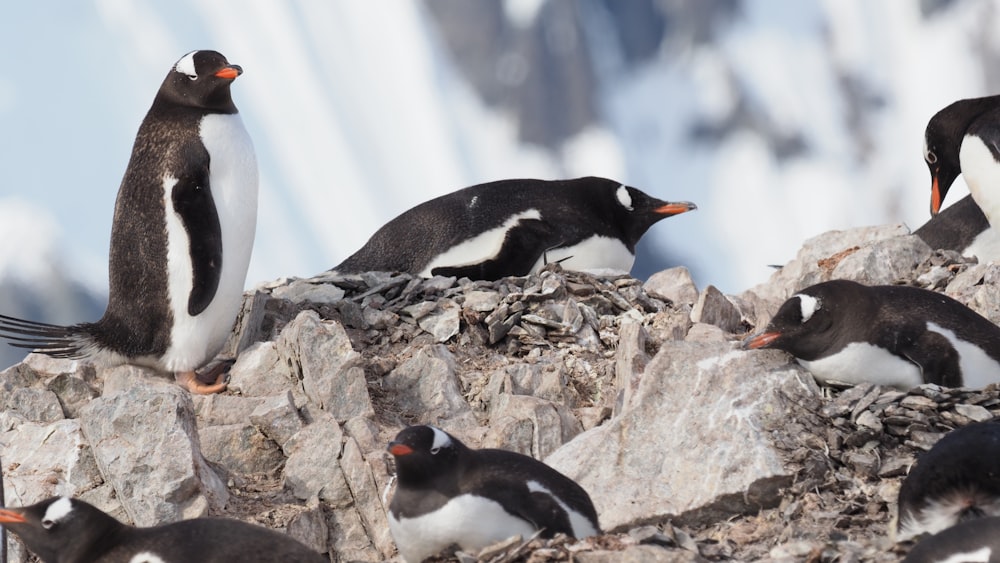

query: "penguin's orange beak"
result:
(214, 65), (242, 80)
(655, 201), (697, 216)
(742, 331), (781, 350)
(389, 443), (413, 456)
(930, 174), (943, 216)
(0, 508), (27, 523)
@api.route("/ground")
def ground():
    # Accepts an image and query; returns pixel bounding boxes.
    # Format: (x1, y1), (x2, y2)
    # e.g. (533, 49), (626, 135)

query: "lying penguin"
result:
(743, 279), (1000, 389)
(333, 176), (696, 280)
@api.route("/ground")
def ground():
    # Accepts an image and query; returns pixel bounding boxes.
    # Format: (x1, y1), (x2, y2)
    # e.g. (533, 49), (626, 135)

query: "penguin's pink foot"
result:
(176, 369), (227, 395)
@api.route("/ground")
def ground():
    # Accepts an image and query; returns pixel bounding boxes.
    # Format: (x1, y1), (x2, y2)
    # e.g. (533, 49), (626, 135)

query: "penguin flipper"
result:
(901, 331), (963, 387)
(431, 220), (554, 280)
(170, 171), (223, 316)
(0, 314), (89, 358)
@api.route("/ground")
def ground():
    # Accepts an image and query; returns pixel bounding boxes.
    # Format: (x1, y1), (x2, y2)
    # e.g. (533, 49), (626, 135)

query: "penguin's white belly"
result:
(388, 495), (535, 563)
(961, 134), (1000, 231)
(926, 321), (1000, 389)
(530, 235), (634, 275)
(798, 341), (923, 390)
(161, 113), (258, 372)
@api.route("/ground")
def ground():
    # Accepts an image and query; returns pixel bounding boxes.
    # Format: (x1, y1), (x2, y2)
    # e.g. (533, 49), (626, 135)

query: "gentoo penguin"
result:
(914, 194), (1000, 262)
(896, 422), (1000, 542)
(386, 425), (600, 562)
(742, 279), (1000, 389)
(902, 516), (1000, 563)
(333, 177), (695, 281)
(0, 50), (258, 394)
(0, 496), (326, 563)
(924, 95), (1000, 227)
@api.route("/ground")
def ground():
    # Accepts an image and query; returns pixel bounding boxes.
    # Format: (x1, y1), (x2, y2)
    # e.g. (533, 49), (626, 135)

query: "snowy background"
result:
(1, 0), (997, 369)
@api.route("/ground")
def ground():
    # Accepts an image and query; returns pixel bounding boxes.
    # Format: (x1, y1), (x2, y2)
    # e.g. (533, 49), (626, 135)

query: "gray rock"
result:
(340, 437), (394, 557)
(283, 412), (352, 505)
(286, 504), (330, 556)
(1, 419), (103, 506)
(228, 340), (300, 399)
(327, 506), (380, 562)
(7, 387), (64, 422)
(545, 343), (819, 531)
(79, 372), (228, 526)
(418, 300), (462, 342)
(690, 285), (743, 333)
(485, 394), (581, 459)
(272, 280), (346, 304)
(45, 372), (100, 418)
(381, 345), (472, 422)
(192, 393), (267, 427)
(574, 545), (707, 563)
(831, 235), (932, 286)
(250, 391), (305, 451)
(464, 290), (502, 312)
(199, 423), (284, 475)
(645, 267), (699, 306)
(278, 310), (374, 422)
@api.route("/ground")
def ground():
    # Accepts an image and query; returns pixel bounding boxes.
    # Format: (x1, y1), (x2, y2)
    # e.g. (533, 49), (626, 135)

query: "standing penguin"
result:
(0, 50), (258, 394)
(333, 177), (696, 280)
(386, 425), (600, 562)
(0, 496), (326, 562)
(743, 280), (1000, 390)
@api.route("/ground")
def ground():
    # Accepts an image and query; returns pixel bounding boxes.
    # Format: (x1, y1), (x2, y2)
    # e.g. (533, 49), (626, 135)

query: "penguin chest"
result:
(388, 494), (535, 563)
(530, 235), (634, 275)
(161, 113), (258, 372)
(797, 341), (923, 390)
(961, 134), (1000, 230)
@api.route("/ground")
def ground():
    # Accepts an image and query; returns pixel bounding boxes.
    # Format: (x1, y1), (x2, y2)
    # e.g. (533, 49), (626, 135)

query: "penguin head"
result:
(601, 180), (696, 249)
(0, 496), (124, 562)
(924, 101), (967, 217)
(743, 283), (836, 360)
(158, 50), (243, 113)
(388, 425), (465, 486)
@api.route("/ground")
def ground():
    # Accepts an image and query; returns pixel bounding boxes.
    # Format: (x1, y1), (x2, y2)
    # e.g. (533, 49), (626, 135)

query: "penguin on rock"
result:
(0, 50), (258, 394)
(333, 176), (696, 281)
(386, 425), (600, 562)
(0, 496), (326, 563)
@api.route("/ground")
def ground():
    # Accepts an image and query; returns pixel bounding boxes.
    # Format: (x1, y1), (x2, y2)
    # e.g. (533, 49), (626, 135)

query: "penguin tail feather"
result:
(0, 314), (91, 359)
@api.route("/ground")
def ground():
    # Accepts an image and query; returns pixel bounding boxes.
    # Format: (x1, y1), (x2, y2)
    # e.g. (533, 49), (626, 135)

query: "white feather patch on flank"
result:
(615, 185), (633, 210)
(937, 548), (992, 563)
(420, 209), (542, 276)
(796, 294), (820, 322)
(526, 480), (598, 538)
(531, 235), (634, 275)
(897, 490), (1000, 541)
(174, 51), (198, 79)
(961, 134), (1000, 229)
(42, 497), (73, 524)
(129, 553), (167, 563)
(926, 321), (1000, 389)
(430, 427), (452, 451)
(798, 342), (923, 390)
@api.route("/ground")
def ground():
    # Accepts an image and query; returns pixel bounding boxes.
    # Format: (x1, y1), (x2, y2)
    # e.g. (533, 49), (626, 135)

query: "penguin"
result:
(896, 421), (1000, 542)
(914, 194), (1000, 263)
(902, 516), (1000, 563)
(742, 279), (1000, 390)
(0, 496), (326, 563)
(924, 95), (1000, 230)
(0, 50), (258, 394)
(386, 425), (600, 563)
(333, 177), (696, 281)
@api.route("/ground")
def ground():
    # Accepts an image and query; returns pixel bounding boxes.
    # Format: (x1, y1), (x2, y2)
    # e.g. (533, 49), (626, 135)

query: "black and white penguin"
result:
(902, 516), (1000, 563)
(386, 425), (600, 562)
(0, 496), (326, 563)
(0, 50), (258, 394)
(914, 194), (1000, 262)
(333, 177), (696, 281)
(896, 422), (1000, 542)
(742, 279), (1000, 389)
(924, 95), (1000, 227)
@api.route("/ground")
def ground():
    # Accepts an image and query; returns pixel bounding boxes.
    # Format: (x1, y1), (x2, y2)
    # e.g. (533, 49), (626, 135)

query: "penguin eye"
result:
(925, 149), (937, 165)
(42, 519), (55, 530)
(430, 446), (441, 455)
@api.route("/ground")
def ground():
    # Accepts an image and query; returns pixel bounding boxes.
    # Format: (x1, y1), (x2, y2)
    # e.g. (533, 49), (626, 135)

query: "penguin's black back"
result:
(903, 516), (1000, 563)
(336, 176), (663, 277)
(914, 194), (991, 253)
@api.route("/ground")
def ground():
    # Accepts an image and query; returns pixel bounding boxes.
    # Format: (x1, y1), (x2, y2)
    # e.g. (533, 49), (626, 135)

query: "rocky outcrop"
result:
(2, 223), (999, 562)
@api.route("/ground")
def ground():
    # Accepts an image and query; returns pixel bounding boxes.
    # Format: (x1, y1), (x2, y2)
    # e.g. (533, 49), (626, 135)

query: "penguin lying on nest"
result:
(0, 50), (258, 395)
(333, 176), (696, 281)
(0, 496), (325, 563)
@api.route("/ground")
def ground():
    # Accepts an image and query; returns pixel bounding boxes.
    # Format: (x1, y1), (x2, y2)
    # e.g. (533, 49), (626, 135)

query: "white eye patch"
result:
(174, 51), (198, 79)
(616, 185), (633, 210)
(430, 426), (452, 453)
(796, 294), (820, 322)
(42, 497), (73, 526)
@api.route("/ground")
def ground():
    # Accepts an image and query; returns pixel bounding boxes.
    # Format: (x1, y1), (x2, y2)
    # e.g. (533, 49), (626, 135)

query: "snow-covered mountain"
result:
(1, 0), (998, 369)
